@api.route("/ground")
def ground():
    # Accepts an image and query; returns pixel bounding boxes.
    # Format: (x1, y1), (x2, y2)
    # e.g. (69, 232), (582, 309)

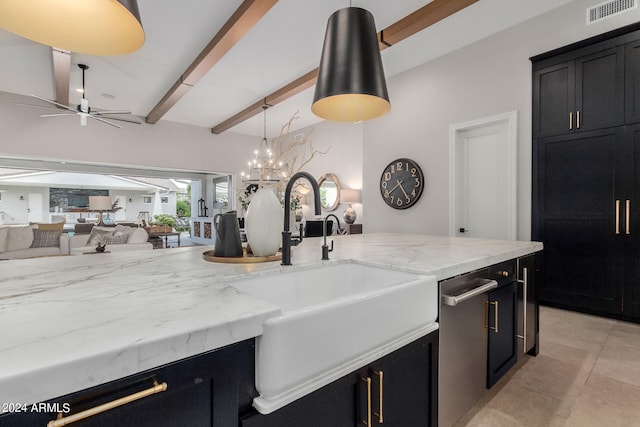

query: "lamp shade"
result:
(89, 196), (112, 211)
(0, 0), (144, 55)
(312, 7), (390, 122)
(340, 189), (362, 204)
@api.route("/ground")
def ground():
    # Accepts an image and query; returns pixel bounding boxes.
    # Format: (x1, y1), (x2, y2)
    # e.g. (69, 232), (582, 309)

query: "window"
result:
(143, 196), (152, 204)
(161, 197), (169, 204)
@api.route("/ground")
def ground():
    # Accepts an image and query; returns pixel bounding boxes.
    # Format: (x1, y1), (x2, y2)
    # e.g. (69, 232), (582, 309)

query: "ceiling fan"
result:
(17, 64), (141, 128)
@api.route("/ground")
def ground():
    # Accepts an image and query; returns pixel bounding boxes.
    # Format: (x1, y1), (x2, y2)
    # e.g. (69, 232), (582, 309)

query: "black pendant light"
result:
(312, 7), (390, 122)
(0, 0), (144, 56)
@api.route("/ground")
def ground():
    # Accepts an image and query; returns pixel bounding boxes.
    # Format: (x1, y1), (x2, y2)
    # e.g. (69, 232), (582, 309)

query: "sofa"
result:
(0, 224), (152, 260)
(68, 225), (153, 255)
(0, 223), (68, 260)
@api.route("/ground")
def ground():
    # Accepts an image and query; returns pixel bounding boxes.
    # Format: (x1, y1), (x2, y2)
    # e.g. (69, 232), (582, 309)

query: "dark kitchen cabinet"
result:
(0, 340), (255, 427)
(486, 282), (517, 388)
(532, 23), (640, 323)
(625, 39), (640, 124)
(623, 124), (640, 319)
(240, 332), (438, 427)
(532, 46), (624, 137)
(533, 128), (625, 316)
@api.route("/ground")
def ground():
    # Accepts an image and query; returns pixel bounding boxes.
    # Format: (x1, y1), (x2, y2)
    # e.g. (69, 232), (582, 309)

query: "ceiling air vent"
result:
(587, 0), (637, 24)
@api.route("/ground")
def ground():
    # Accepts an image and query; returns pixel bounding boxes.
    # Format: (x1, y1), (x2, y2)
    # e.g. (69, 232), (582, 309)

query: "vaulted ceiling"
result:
(0, 0), (573, 138)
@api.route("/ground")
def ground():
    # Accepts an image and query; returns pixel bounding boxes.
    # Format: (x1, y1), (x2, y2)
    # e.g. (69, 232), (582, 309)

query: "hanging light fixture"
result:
(240, 104), (286, 185)
(0, 0), (144, 55)
(311, 6), (390, 122)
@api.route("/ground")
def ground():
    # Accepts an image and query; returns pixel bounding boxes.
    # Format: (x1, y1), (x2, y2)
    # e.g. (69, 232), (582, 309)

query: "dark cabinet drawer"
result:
(0, 340), (255, 427)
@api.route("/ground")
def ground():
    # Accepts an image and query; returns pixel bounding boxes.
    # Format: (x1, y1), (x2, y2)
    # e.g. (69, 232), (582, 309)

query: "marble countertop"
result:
(0, 233), (542, 408)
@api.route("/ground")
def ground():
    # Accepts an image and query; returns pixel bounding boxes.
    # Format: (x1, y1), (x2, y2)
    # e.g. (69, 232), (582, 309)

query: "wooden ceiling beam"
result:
(378, 0), (479, 50)
(211, 0), (479, 134)
(51, 47), (70, 107)
(212, 69), (318, 134)
(145, 0), (279, 124)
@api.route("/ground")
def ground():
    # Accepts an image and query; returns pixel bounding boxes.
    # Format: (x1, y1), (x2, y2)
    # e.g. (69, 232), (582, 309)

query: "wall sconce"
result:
(19, 195), (24, 201)
(340, 189), (362, 224)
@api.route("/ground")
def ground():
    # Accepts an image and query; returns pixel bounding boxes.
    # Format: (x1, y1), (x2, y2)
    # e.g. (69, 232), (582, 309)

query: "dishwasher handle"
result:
(441, 279), (498, 306)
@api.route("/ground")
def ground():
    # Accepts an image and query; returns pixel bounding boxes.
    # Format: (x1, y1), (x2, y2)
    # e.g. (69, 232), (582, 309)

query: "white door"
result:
(114, 195), (127, 222)
(450, 112), (517, 240)
(28, 193), (43, 223)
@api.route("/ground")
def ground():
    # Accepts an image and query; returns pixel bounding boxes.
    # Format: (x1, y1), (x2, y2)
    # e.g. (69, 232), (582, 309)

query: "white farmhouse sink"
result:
(231, 261), (438, 413)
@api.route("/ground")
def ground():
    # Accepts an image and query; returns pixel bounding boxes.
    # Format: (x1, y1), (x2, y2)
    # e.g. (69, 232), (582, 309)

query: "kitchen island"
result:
(0, 233), (542, 422)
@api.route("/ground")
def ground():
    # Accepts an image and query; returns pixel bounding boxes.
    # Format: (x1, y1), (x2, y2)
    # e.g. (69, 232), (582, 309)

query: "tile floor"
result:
(456, 306), (640, 427)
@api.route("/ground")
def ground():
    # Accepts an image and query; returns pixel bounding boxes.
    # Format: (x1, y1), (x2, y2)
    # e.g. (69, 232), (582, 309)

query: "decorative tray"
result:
(202, 249), (282, 263)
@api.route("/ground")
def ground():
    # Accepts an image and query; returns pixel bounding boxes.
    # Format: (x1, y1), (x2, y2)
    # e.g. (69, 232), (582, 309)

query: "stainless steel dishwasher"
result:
(438, 268), (498, 427)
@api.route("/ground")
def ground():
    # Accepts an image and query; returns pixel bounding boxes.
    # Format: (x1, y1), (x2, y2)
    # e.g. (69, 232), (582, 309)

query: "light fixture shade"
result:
(312, 7), (390, 122)
(0, 0), (144, 55)
(89, 196), (112, 211)
(340, 189), (362, 204)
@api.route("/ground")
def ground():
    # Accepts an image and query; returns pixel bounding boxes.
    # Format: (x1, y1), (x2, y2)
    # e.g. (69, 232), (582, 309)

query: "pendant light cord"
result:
(262, 104), (268, 146)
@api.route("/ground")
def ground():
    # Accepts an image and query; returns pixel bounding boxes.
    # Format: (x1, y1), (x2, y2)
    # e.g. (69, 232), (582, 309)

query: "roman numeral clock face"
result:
(379, 158), (425, 209)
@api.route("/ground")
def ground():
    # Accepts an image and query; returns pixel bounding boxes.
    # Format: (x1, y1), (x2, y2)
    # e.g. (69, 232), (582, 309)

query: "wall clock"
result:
(379, 158), (424, 209)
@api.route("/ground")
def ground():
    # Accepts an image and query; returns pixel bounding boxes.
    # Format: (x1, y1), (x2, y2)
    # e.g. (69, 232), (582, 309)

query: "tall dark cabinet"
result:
(532, 23), (640, 323)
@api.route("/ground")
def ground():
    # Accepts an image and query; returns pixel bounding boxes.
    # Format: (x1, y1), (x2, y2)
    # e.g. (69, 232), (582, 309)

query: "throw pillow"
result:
(127, 227), (149, 244)
(105, 232), (129, 245)
(0, 227), (8, 253)
(31, 229), (62, 248)
(36, 222), (65, 231)
(7, 226), (36, 251)
(87, 228), (115, 246)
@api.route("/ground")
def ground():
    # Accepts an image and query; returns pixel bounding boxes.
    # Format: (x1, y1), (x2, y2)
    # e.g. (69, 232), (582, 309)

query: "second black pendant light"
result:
(312, 7), (390, 122)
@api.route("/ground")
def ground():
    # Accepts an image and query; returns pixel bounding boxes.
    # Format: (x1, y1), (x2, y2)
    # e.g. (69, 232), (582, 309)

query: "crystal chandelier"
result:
(240, 104), (287, 185)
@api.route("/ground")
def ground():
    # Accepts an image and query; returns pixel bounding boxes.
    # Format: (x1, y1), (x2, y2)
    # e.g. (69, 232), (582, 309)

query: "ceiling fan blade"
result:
(80, 114), (87, 126)
(90, 115), (122, 128)
(13, 102), (62, 111)
(92, 110), (132, 115)
(95, 114), (141, 124)
(29, 94), (73, 111)
(40, 113), (77, 118)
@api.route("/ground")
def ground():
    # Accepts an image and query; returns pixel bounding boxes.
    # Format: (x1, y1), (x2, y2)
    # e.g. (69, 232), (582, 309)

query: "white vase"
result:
(245, 187), (284, 256)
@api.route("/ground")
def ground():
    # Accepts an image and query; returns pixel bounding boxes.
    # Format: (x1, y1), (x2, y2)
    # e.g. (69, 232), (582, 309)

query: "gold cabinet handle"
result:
(569, 112), (573, 130)
(577, 110), (581, 129)
(626, 200), (631, 235)
(616, 199), (621, 235)
(488, 301), (499, 333)
(373, 371), (384, 424)
(48, 381), (167, 427)
(360, 376), (372, 427)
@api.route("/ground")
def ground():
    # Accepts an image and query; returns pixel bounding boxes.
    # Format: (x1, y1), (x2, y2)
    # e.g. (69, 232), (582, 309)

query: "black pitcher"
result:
(214, 210), (243, 257)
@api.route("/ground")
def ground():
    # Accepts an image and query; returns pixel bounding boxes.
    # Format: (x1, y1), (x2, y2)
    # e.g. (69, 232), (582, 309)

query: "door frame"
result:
(448, 111), (518, 240)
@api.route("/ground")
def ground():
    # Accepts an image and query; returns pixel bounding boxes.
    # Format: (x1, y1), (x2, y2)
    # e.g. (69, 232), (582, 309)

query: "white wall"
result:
(0, 185), (48, 224)
(363, 0), (640, 240)
(287, 120), (364, 224)
(0, 91), (258, 176)
(0, 91), (362, 224)
(114, 191), (178, 222)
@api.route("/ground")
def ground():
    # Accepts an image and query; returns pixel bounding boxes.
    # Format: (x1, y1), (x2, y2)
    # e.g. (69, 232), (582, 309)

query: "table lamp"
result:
(89, 196), (112, 226)
(340, 189), (361, 224)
